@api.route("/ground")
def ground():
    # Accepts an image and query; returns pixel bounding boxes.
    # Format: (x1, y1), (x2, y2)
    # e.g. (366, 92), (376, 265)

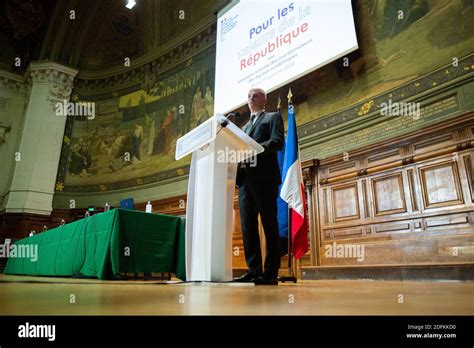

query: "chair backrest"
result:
(120, 198), (135, 210)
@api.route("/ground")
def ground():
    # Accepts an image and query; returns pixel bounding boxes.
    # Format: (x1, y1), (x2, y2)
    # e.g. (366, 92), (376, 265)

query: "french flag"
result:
(279, 104), (309, 260)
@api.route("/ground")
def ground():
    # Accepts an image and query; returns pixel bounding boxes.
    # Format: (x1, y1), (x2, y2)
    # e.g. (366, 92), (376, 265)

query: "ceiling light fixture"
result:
(126, 0), (136, 9)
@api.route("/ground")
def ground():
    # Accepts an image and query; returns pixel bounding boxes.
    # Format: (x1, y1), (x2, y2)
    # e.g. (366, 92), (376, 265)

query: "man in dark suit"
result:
(235, 88), (284, 285)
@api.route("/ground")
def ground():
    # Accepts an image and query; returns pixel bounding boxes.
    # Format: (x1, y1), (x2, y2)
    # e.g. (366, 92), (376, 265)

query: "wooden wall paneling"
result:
(302, 161), (319, 266)
(413, 132), (453, 154)
(424, 213), (470, 229)
(312, 180), (321, 265)
(320, 186), (331, 240)
(412, 161), (427, 230)
(407, 168), (419, 213)
(331, 182), (360, 222)
(463, 149), (474, 228)
(232, 209), (246, 269)
(319, 233), (474, 266)
(367, 148), (400, 166)
(374, 221), (411, 234)
(365, 175), (376, 235)
(458, 153), (469, 206)
(403, 168), (415, 232)
(309, 115), (474, 269)
(463, 153), (473, 202)
(458, 150), (474, 206)
(371, 173), (407, 217)
(306, 184), (315, 266)
(147, 194), (187, 216)
(327, 160), (357, 176)
(359, 178), (370, 236)
(469, 152), (474, 200)
(419, 160), (464, 209)
(361, 179), (369, 219)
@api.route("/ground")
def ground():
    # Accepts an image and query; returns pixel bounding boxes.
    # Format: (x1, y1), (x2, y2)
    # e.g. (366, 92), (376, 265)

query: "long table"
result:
(4, 209), (186, 280)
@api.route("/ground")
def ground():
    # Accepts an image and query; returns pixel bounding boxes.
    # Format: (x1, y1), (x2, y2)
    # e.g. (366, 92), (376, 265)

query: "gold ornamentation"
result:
(357, 100), (374, 116)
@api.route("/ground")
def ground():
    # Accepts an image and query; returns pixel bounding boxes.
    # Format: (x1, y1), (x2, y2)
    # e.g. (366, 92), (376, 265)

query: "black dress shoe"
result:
(234, 272), (259, 283)
(253, 276), (278, 285)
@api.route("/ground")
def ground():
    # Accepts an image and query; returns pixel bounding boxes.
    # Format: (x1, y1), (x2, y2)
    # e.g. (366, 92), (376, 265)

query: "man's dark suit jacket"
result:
(236, 111), (284, 187)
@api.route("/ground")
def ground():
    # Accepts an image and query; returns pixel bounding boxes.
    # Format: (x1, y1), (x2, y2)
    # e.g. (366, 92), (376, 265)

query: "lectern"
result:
(175, 114), (264, 281)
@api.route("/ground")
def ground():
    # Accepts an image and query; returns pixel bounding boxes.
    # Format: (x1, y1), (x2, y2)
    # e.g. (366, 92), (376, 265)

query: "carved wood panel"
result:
(419, 161), (463, 209)
(331, 183), (360, 222)
(311, 115), (474, 266)
(371, 173), (407, 216)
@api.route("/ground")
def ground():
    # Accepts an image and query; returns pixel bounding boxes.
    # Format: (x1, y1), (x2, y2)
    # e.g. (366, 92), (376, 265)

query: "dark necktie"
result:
(245, 114), (256, 134)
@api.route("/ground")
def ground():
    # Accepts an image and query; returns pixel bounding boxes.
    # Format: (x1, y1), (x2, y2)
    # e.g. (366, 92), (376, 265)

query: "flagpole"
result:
(279, 199), (297, 283)
(279, 88), (297, 284)
(288, 207), (292, 274)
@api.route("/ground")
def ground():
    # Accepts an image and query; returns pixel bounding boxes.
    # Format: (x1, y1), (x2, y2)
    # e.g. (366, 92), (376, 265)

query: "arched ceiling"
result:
(0, 0), (55, 73)
(0, 0), (228, 74)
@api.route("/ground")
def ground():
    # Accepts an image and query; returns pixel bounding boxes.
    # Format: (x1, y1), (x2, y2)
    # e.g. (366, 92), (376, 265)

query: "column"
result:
(5, 62), (78, 215)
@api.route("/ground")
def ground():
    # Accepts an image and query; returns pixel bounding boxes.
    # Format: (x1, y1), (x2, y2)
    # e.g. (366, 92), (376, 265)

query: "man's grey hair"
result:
(249, 88), (266, 98)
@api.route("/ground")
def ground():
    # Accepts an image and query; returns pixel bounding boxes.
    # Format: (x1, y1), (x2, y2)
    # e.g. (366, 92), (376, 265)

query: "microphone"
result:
(221, 112), (240, 128)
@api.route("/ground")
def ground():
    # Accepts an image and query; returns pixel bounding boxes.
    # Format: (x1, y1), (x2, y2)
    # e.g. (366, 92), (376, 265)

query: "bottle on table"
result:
(146, 201), (152, 213)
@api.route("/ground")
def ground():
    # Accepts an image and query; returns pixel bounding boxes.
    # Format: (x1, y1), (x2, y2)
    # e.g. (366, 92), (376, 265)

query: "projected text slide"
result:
(214, 0), (358, 114)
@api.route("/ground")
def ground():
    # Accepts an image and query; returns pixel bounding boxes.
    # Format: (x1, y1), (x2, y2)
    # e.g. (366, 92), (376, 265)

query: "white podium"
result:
(175, 114), (264, 281)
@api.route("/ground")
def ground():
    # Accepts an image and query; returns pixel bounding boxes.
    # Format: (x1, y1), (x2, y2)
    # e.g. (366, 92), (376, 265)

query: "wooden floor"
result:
(0, 274), (473, 315)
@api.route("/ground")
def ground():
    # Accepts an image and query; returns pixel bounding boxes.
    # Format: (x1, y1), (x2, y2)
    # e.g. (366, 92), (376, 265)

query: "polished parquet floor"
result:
(0, 274), (473, 315)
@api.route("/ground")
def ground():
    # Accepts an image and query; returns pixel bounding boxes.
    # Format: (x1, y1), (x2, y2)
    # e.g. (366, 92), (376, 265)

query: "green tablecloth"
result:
(4, 209), (186, 280)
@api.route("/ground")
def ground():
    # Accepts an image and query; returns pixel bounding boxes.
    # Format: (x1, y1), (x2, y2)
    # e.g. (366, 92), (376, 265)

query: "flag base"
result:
(278, 275), (297, 283)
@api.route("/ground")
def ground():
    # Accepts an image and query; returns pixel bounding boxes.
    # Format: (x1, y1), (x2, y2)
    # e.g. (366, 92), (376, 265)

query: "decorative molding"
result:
(0, 121), (11, 144)
(298, 54), (474, 141)
(331, 183), (360, 222)
(407, 169), (418, 212)
(25, 62), (79, 112)
(73, 23), (216, 96)
(302, 166), (313, 191)
(0, 97), (9, 111)
(0, 70), (26, 94)
(371, 173), (407, 216)
(313, 113), (474, 178)
(456, 141), (473, 151)
(419, 161), (464, 209)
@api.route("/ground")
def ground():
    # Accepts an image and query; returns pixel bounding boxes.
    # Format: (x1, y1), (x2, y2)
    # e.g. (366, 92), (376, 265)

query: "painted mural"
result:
(57, 0), (474, 192)
(60, 47), (215, 190)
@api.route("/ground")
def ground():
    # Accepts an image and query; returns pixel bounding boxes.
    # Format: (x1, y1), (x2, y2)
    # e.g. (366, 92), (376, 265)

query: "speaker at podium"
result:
(176, 114), (264, 281)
